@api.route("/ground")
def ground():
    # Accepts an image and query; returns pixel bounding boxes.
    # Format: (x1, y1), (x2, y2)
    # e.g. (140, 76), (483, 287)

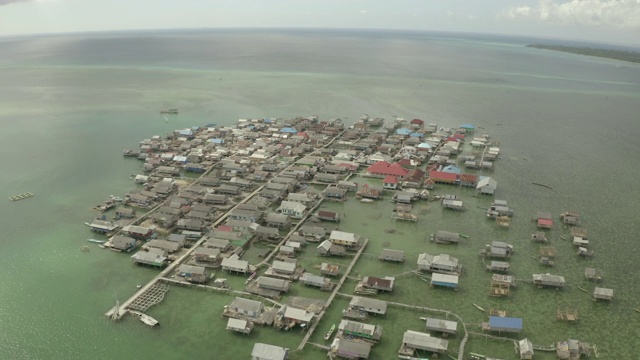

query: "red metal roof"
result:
(538, 219), (553, 227)
(366, 161), (409, 177)
(383, 175), (398, 184)
(459, 173), (479, 183)
(429, 170), (458, 182)
(396, 158), (413, 168)
(410, 118), (424, 125)
(216, 225), (233, 232)
(407, 168), (426, 182)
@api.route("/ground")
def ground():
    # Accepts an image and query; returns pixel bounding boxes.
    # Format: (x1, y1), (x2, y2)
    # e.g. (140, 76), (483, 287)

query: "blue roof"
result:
(264, 118), (273, 123)
(208, 138), (224, 144)
(179, 129), (193, 136)
(489, 316), (522, 331)
(280, 127), (298, 133)
(409, 132), (424, 138)
(396, 128), (411, 135)
(442, 165), (462, 174)
(460, 123), (475, 129)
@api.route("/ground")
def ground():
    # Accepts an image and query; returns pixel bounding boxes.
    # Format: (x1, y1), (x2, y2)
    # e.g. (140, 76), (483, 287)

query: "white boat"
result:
(109, 195), (124, 202)
(360, 198), (374, 203)
(139, 314), (159, 327)
(245, 271), (257, 285)
(87, 238), (106, 244)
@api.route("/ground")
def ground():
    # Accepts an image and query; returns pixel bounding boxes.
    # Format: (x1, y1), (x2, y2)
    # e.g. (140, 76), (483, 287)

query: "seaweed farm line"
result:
(93, 116), (611, 360)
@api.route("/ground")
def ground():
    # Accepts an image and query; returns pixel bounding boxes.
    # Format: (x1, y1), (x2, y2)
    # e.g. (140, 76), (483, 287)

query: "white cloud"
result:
(0, 0), (31, 5)
(500, 0), (640, 28)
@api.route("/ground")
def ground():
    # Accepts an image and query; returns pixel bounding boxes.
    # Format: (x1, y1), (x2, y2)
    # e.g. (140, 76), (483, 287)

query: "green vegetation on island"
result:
(527, 43), (640, 64)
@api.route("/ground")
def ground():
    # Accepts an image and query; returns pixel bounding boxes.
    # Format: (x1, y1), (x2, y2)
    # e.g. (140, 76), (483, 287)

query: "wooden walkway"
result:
(296, 238), (369, 351)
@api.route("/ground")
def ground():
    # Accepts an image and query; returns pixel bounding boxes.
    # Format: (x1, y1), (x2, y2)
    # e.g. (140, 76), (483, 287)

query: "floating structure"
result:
(378, 248), (406, 263)
(159, 108), (178, 114)
(571, 227), (588, 239)
(338, 319), (383, 342)
(329, 338), (371, 359)
(226, 318), (253, 334)
(593, 287), (614, 301)
(584, 267), (602, 282)
(417, 253), (462, 275)
(517, 338), (534, 360)
(481, 241), (513, 259)
(556, 308), (579, 322)
(442, 198), (465, 211)
(534, 211), (554, 229)
(431, 231), (462, 244)
(482, 316), (523, 334)
(398, 330), (449, 357)
(423, 317), (458, 335)
(251, 343), (288, 360)
(531, 231), (548, 243)
(577, 246), (594, 258)
(490, 274), (515, 297)
(560, 211), (580, 226)
(486, 260), (510, 273)
(9, 192), (34, 201)
(556, 339), (595, 360)
(300, 272), (333, 291)
(391, 211), (418, 222)
(539, 246), (557, 267)
(486, 200), (513, 218)
(532, 273), (566, 289)
(85, 219), (120, 234)
(343, 297), (387, 319)
(430, 273), (459, 290)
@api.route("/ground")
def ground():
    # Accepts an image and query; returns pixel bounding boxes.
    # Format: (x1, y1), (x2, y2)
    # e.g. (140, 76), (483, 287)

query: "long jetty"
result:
(296, 237), (369, 351)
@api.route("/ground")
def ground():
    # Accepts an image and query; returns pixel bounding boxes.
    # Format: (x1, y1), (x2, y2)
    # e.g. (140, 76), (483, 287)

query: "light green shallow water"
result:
(0, 30), (639, 359)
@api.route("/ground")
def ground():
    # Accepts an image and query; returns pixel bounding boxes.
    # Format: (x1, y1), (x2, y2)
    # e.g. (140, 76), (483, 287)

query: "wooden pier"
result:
(296, 238), (369, 351)
(9, 192), (34, 201)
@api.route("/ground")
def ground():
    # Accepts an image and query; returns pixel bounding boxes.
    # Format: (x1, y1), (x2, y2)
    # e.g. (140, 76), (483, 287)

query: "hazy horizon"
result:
(1, 1), (639, 47)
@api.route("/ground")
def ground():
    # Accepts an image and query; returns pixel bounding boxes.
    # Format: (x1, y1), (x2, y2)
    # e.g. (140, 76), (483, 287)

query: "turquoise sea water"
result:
(1, 29), (639, 359)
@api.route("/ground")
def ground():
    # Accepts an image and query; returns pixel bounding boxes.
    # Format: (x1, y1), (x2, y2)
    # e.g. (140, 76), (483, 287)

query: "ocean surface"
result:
(0, 29), (639, 360)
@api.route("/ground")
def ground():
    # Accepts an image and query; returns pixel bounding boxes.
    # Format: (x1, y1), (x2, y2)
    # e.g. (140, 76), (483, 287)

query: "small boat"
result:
(245, 271), (257, 285)
(109, 195), (124, 202)
(87, 238), (106, 244)
(360, 198), (374, 203)
(160, 108), (178, 114)
(472, 303), (486, 312)
(324, 323), (336, 341)
(139, 313), (159, 327)
(9, 192), (34, 201)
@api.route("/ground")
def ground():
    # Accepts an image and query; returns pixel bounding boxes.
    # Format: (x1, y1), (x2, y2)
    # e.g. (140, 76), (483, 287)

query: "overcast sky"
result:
(1, 0), (639, 46)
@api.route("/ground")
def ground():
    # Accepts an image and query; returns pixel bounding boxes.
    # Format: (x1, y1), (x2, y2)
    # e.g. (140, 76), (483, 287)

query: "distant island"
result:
(527, 44), (640, 64)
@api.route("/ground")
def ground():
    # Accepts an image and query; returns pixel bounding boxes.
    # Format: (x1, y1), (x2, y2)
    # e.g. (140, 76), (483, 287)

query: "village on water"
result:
(80, 114), (607, 360)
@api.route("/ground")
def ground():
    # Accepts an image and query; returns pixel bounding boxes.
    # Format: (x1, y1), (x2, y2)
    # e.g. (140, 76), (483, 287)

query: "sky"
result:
(1, 0), (639, 46)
